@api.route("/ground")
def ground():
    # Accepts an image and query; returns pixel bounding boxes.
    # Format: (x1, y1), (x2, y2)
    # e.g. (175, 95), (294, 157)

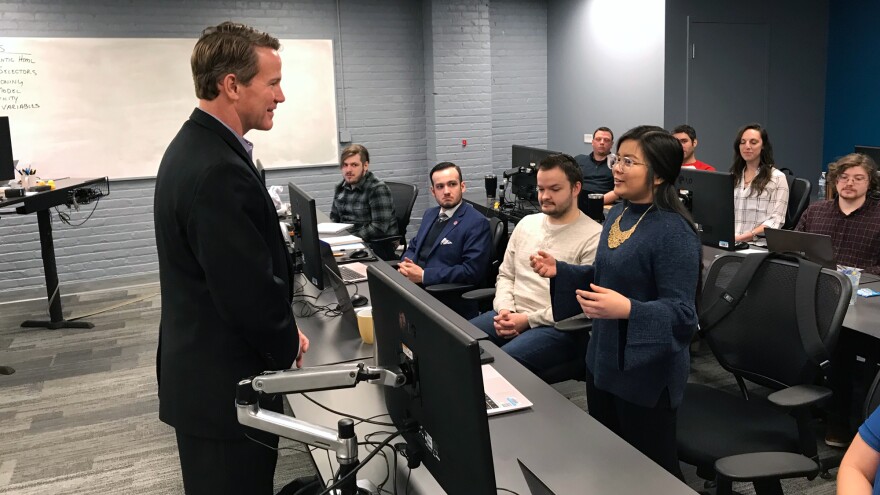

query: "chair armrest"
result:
(462, 288), (496, 301)
(368, 234), (402, 243)
(425, 283), (476, 294)
(715, 452), (818, 482)
(554, 318), (592, 332)
(767, 384), (832, 409)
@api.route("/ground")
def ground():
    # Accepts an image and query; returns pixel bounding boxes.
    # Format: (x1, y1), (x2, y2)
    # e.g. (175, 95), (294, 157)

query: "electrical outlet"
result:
(584, 133), (592, 144)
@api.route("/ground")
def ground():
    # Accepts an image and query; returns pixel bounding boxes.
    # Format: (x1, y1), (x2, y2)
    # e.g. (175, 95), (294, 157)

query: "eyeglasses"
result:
(836, 174), (869, 184)
(606, 154), (647, 171)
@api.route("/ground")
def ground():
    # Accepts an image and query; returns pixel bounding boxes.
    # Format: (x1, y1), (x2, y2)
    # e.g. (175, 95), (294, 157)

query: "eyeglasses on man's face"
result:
(606, 154), (647, 171)
(836, 174), (869, 184)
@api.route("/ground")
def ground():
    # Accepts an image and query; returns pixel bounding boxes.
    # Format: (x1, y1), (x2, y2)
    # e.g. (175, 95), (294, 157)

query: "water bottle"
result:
(817, 171), (826, 199)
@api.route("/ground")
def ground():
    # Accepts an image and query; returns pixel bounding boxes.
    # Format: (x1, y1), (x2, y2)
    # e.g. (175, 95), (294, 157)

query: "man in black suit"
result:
(154, 22), (308, 494)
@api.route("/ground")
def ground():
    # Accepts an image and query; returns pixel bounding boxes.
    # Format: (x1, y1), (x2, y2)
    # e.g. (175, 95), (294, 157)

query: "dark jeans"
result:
(469, 310), (580, 374)
(175, 430), (278, 495)
(585, 371), (684, 480)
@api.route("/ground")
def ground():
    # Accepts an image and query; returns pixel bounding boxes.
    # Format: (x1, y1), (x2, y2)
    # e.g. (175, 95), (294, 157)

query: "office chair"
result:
(677, 252), (851, 495)
(369, 181), (418, 260)
(783, 177), (811, 230)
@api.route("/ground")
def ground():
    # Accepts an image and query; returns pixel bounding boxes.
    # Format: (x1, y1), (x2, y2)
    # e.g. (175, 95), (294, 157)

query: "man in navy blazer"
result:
(154, 22), (308, 494)
(399, 162), (491, 317)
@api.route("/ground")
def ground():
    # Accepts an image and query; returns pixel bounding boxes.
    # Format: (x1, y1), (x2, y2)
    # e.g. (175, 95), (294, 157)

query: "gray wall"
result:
(0, 0), (549, 300)
(548, 0), (666, 156)
(664, 0), (829, 179)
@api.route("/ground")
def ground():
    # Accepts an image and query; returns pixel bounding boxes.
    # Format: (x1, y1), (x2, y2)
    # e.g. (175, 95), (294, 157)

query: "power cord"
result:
(300, 393), (395, 427)
(316, 429), (402, 495)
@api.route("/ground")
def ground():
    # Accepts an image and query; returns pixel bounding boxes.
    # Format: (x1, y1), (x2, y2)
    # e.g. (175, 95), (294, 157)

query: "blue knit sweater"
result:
(553, 202), (700, 408)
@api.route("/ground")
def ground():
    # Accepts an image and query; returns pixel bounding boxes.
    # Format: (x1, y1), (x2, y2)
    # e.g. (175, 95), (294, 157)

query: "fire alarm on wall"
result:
(462, 139), (467, 147)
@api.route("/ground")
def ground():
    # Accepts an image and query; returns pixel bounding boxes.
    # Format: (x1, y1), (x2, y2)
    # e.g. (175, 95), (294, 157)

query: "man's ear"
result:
(218, 73), (239, 100)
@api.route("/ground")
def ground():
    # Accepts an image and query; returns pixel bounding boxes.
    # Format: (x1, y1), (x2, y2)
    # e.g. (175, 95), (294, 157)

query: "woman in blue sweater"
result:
(531, 126), (701, 478)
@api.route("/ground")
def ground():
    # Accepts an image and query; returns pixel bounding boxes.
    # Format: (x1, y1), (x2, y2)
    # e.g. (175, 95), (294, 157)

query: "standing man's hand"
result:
(296, 329), (310, 368)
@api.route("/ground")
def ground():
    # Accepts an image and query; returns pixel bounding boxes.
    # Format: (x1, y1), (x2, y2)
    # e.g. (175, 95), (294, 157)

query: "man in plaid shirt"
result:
(331, 144), (398, 259)
(796, 152), (880, 275)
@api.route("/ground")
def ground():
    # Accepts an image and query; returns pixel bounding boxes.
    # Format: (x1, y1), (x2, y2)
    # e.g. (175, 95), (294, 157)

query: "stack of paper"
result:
(318, 222), (353, 234)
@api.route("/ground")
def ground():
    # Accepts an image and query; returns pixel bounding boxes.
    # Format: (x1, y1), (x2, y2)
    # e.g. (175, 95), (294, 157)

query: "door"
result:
(686, 21), (770, 170)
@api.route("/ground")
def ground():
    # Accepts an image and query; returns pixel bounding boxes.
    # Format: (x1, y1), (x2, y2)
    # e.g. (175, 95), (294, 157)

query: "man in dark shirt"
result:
(330, 144), (399, 259)
(796, 153), (880, 275)
(796, 152), (880, 448)
(575, 126), (618, 204)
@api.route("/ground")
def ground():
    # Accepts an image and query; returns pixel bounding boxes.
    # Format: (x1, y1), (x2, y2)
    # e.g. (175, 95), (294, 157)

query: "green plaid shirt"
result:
(330, 171), (398, 241)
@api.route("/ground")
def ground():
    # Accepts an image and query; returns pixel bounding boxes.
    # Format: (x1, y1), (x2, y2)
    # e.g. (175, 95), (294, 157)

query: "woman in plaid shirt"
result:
(730, 123), (790, 242)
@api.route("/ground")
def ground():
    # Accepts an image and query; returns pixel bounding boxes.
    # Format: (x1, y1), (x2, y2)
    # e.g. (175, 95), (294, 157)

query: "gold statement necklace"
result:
(607, 206), (654, 249)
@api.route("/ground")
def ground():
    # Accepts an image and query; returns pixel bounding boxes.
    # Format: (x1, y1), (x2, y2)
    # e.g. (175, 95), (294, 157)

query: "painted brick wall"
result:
(424, 0), (494, 192)
(490, 0), (548, 175)
(0, 0), (427, 299)
(0, 0), (549, 301)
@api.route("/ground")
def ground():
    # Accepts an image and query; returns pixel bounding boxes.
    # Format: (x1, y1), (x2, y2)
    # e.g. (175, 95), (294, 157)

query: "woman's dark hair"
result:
(616, 126), (697, 233)
(730, 123), (776, 197)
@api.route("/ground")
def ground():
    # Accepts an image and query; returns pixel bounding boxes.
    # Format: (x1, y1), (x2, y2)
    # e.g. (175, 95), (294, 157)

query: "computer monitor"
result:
(509, 145), (560, 202)
(676, 168), (737, 250)
(288, 181), (325, 289)
(367, 262), (497, 495)
(854, 145), (880, 167)
(0, 117), (14, 181)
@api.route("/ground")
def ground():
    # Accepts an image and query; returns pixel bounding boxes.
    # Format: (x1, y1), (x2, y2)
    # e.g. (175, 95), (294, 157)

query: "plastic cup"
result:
(837, 266), (862, 305)
(356, 309), (374, 344)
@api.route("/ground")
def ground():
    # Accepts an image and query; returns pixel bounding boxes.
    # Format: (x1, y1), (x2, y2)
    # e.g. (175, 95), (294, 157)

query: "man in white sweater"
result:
(469, 154), (602, 375)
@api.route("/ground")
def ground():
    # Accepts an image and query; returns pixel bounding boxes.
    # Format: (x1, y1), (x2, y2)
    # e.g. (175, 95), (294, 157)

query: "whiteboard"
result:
(0, 38), (339, 180)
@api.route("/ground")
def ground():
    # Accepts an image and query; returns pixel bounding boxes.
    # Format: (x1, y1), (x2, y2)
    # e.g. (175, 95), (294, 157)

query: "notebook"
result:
(482, 364), (532, 416)
(517, 459), (556, 495)
(764, 228), (836, 269)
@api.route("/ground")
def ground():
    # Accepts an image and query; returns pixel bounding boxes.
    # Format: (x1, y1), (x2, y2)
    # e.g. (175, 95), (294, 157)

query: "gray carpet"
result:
(0, 279), (843, 494)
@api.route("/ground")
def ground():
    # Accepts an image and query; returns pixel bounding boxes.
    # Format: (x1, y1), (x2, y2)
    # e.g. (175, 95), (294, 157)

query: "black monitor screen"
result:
(511, 144), (558, 169)
(0, 117), (14, 181)
(676, 168), (737, 250)
(367, 262), (497, 495)
(288, 182), (325, 290)
(855, 145), (880, 168)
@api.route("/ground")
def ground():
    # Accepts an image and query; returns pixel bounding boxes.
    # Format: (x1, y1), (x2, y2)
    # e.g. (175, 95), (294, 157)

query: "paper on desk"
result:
(331, 242), (365, 252)
(322, 234), (362, 246)
(318, 222), (353, 234)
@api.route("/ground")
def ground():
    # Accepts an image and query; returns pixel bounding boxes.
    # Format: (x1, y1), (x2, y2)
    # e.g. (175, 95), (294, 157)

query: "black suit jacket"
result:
(154, 109), (298, 439)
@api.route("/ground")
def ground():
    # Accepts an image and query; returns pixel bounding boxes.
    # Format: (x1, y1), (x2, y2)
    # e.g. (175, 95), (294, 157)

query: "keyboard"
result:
(485, 394), (499, 411)
(338, 265), (366, 283)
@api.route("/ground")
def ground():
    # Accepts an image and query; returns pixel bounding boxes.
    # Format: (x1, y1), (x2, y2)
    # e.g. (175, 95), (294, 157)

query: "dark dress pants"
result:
(175, 430), (279, 495)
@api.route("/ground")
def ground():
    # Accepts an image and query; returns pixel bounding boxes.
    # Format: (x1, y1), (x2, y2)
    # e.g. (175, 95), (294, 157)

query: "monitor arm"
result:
(236, 363), (407, 495)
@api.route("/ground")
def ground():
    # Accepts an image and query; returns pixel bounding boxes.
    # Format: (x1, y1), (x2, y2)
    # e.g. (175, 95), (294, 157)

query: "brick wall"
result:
(0, 0), (548, 301)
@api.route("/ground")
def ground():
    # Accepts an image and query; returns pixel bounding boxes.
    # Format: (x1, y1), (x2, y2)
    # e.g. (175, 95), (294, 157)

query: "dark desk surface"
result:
(288, 275), (695, 494)
(0, 177), (106, 212)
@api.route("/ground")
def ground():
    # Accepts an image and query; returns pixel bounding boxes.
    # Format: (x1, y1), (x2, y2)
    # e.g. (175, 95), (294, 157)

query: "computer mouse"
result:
(350, 294), (369, 307)
(350, 249), (369, 259)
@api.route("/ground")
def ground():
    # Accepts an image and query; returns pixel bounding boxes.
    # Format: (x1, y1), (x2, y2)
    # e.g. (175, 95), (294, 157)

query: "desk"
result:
(287, 274), (695, 494)
(0, 177), (108, 329)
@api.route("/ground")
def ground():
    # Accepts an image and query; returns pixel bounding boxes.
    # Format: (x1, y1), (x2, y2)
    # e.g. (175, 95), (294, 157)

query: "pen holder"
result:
(21, 175), (29, 189)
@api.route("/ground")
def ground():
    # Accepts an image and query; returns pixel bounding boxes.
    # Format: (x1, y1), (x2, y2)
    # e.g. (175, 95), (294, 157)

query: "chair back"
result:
(384, 181), (419, 248)
(701, 253), (850, 390)
(783, 177), (812, 229)
(485, 216), (506, 285)
(865, 369), (880, 420)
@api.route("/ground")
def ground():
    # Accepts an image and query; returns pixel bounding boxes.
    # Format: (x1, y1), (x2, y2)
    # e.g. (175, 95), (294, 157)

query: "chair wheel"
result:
(820, 469), (834, 480)
(703, 480), (717, 489)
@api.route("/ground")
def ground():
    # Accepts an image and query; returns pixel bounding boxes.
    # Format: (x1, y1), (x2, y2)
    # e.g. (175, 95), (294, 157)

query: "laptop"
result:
(482, 364), (532, 416)
(517, 459), (556, 495)
(764, 228), (836, 269)
(319, 241), (368, 284)
(322, 260), (359, 336)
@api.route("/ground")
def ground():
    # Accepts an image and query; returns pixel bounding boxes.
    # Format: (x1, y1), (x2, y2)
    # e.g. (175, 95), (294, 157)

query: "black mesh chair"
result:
(370, 181), (418, 260)
(678, 252), (851, 495)
(783, 177), (811, 230)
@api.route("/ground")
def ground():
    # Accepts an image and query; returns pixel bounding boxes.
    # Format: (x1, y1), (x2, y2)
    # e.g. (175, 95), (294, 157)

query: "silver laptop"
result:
(764, 228), (836, 269)
(483, 364), (532, 416)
